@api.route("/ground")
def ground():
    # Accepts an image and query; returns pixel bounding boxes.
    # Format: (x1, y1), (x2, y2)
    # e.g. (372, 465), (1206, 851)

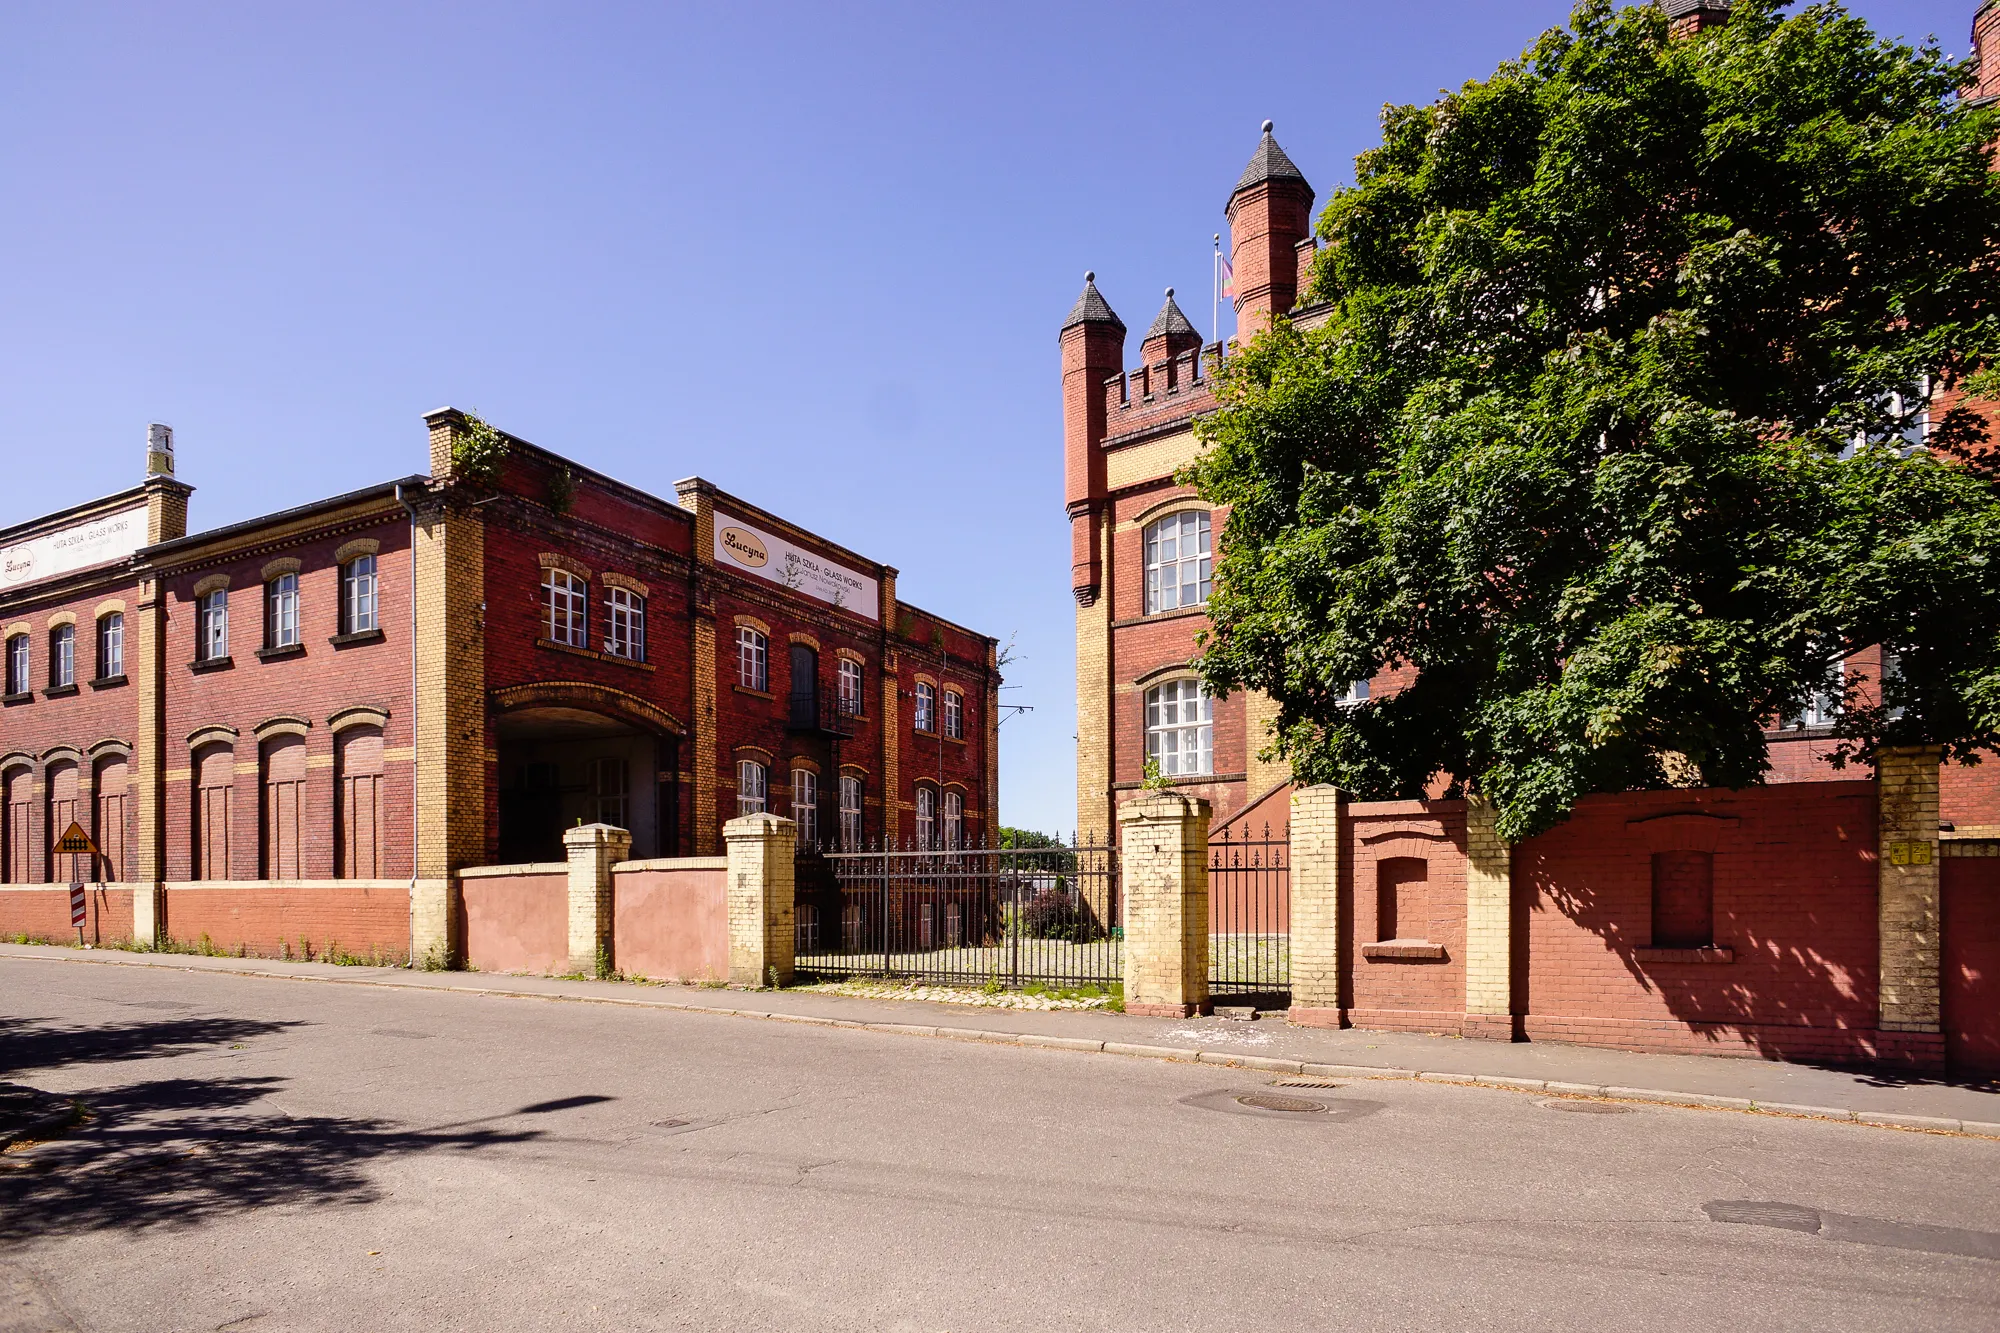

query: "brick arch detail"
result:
(489, 681), (685, 737)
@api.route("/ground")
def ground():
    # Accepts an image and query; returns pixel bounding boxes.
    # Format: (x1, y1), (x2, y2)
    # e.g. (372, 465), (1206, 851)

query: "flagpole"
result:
(1213, 233), (1221, 352)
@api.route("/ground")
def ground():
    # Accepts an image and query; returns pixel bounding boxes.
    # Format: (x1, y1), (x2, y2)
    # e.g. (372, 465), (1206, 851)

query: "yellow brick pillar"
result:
(1119, 792), (1210, 1017)
(130, 575), (167, 947)
(565, 823), (630, 978)
(1462, 792), (1516, 1040)
(1877, 746), (1945, 1069)
(725, 812), (796, 988)
(1287, 784), (1345, 1027)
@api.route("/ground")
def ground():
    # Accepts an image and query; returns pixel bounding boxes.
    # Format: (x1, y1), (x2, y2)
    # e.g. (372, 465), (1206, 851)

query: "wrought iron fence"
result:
(794, 835), (1121, 989)
(1208, 821), (1290, 1004)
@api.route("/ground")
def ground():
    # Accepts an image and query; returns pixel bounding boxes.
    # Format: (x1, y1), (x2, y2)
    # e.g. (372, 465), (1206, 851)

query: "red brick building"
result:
(0, 412), (997, 962)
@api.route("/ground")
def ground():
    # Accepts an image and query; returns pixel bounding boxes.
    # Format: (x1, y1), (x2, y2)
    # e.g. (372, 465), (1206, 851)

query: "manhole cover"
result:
(1541, 1099), (1633, 1114)
(1236, 1093), (1327, 1113)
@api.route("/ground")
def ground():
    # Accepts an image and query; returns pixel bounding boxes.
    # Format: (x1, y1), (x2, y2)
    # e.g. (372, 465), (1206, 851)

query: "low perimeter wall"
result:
(460, 856), (729, 983)
(0, 882), (411, 962)
(0, 885), (136, 947)
(462, 865), (569, 976)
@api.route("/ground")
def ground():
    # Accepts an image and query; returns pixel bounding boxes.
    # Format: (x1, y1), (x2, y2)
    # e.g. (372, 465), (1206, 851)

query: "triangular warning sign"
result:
(54, 821), (97, 856)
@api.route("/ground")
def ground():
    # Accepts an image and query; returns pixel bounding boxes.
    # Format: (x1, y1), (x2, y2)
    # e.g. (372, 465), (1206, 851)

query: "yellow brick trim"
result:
(261, 557), (302, 581)
(787, 632), (821, 650)
(834, 647), (864, 665)
(1129, 497), (1212, 529)
(733, 745), (774, 763)
(327, 705), (391, 733)
(88, 737), (132, 757)
(600, 570), (650, 598)
(185, 725), (239, 751)
(334, 539), (380, 565)
(537, 551), (592, 580)
(733, 614), (771, 636)
(2, 751), (37, 772)
(192, 574), (230, 598)
(252, 715), (312, 739)
(94, 599), (127, 618)
(45, 611), (76, 629)
(4, 622), (29, 639)
(788, 756), (822, 776)
(913, 671), (938, 688)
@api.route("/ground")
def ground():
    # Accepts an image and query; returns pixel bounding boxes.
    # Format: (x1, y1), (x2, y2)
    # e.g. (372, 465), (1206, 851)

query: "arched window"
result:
(943, 689), (963, 740)
(915, 785), (936, 849)
(45, 761), (79, 881)
(94, 753), (130, 883)
(96, 612), (124, 680)
(791, 767), (818, 844)
(261, 734), (307, 879)
(914, 681), (936, 733)
(340, 555), (378, 635)
(543, 569), (587, 648)
(943, 790), (963, 850)
(336, 725), (384, 879)
(265, 574), (300, 651)
(1144, 679), (1212, 777)
(737, 759), (768, 816)
(197, 589), (229, 662)
(839, 773), (864, 848)
(837, 658), (863, 716)
(48, 624), (75, 689)
(4, 635), (27, 697)
(605, 586), (645, 661)
(737, 627), (768, 691)
(194, 743), (234, 880)
(1143, 511), (1211, 614)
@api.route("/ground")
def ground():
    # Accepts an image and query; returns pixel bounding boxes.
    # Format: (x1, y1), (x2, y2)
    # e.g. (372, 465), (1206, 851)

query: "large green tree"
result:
(1188, 0), (2000, 840)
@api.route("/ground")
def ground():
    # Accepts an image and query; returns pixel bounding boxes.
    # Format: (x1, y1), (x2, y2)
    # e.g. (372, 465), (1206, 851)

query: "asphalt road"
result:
(1, 958), (1996, 1332)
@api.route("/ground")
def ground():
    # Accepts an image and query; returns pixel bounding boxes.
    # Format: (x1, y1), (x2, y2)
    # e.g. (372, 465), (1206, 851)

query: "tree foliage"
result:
(1187, 0), (2000, 840)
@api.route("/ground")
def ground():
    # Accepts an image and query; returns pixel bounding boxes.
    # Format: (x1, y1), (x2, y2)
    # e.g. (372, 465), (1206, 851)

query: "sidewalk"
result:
(7, 941), (1997, 1135)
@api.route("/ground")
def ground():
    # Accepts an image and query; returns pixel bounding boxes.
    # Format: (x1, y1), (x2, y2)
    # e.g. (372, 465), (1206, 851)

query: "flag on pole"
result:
(1219, 253), (1235, 299)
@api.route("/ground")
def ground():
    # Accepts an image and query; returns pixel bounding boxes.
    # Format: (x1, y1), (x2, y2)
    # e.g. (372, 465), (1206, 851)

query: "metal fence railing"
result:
(1208, 822), (1290, 1005)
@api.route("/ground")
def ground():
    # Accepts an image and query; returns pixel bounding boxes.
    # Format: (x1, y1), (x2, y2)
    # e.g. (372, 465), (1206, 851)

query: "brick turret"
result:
(1062, 272), (1125, 604)
(1225, 121), (1314, 338)
(1972, 1), (2000, 109)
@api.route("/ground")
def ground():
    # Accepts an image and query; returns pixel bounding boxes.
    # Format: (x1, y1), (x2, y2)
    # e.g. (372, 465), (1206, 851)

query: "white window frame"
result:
(49, 624), (74, 689)
(914, 681), (936, 733)
(1339, 677), (1370, 707)
(737, 760), (768, 816)
(4, 635), (25, 695)
(98, 613), (123, 680)
(915, 785), (936, 849)
(839, 773), (863, 848)
(791, 768), (818, 844)
(593, 755), (629, 829)
(342, 555), (378, 635)
(943, 789), (963, 849)
(544, 569), (587, 649)
(943, 689), (963, 740)
(1788, 659), (1846, 729)
(1144, 678), (1214, 777)
(837, 658), (863, 716)
(605, 586), (646, 662)
(198, 589), (229, 662)
(266, 573), (300, 650)
(1143, 510), (1212, 615)
(737, 627), (768, 691)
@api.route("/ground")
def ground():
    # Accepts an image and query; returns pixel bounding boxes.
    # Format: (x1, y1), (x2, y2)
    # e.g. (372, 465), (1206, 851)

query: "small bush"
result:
(1020, 890), (1100, 943)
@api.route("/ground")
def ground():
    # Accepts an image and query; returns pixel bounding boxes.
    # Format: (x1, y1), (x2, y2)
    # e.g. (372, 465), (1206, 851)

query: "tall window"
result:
(839, 774), (863, 848)
(943, 790), (963, 850)
(789, 644), (819, 728)
(1144, 679), (1213, 777)
(261, 735), (306, 879)
(93, 754), (130, 883)
(737, 760), (768, 816)
(737, 627), (768, 691)
(1652, 851), (1714, 949)
(97, 613), (123, 679)
(915, 786), (936, 850)
(605, 587), (645, 662)
(341, 555), (378, 634)
(914, 681), (936, 733)
(197, 589), (229, 662)
(336, 725), (384, 879)
(4, 635), (27, 696)
(49, 625), (74, 689)
(594, 756), (630, 828)
(194, 743), (234, 880)
(265, 574), (300, 650)
(544, 569), (587, 648)
(791, 768), (818, 844)
(943, 689), (963, 740)
(837, 658), (863, 715)
(1143, 511), (1211, 614)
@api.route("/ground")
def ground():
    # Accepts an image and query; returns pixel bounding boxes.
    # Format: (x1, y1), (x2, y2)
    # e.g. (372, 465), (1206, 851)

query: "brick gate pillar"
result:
(1877, 746), (1945, 1069)
(1288, 785), (1346, 1028)
(725, 812), (796, 988)
(1119, 793), (1211, 1017)
(1462, 793), (1517, 1040)
(564, 822), (630, 978)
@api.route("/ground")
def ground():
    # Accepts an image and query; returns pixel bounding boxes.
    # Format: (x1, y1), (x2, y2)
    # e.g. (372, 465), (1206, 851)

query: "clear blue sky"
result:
(0, 1), (1977, 836)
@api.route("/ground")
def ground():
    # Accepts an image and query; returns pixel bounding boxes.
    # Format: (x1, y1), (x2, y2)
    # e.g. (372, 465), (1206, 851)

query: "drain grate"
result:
(1236, 1093), (1327, 1114)
(1276, 1078), (1345, 1090)
(1540, 1099), (1633, 1114)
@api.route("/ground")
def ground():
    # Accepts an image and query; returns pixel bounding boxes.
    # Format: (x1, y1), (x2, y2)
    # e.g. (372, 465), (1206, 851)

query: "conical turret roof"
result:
(1233, 120), (1311, 197)
(1062, 271), (1125, 331)
(1144, 288), (1198, 341)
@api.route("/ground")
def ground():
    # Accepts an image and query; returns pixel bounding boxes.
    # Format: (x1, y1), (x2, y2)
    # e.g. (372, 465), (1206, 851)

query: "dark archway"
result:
(490, 685), (685, 863)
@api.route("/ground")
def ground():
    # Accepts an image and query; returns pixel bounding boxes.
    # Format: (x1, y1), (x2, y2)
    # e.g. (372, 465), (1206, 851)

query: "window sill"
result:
(733, 685), (775, 700)
(538, 637), (656, 671)
(1362, 939), (1448, 962)
(190, 656), (235, 674)
(1110, 772), (1247, 792)
(1635, 946), (1734, 965)
(1110, 605), (1210, 630)
(2, 692), (33, 706)
(329, 628), (385, 648)
(90, 674), (128, 691)
(255, 644), (306, 662)
(42, 684), (79, 699)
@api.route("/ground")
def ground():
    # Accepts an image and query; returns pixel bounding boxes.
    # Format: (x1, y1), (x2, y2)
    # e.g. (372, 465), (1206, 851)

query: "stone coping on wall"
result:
(614, 857), (728, 873)
(0, 880), (416, 892)
(458, 864), (568, 879)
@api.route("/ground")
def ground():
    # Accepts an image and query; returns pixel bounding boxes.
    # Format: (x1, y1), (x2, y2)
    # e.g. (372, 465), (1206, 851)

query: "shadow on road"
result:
(0, 1014), (307, 1078)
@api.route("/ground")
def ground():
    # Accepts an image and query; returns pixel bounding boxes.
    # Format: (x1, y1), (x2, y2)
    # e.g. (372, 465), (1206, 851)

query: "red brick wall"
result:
(1944, 856), (2000, 1078)
(160, 883), (409, 961)
(0, 885), (134, 943)
(1346, 800), (1468, 1033)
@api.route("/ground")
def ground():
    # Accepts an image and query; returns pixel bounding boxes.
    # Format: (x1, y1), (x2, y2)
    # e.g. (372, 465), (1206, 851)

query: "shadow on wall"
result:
(0, 1014), (571, 1241)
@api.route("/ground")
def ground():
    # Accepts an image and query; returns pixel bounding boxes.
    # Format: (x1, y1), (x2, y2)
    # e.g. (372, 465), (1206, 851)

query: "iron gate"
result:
(794, 836), (1121, 989)
(1208, 822), (1290, 1005)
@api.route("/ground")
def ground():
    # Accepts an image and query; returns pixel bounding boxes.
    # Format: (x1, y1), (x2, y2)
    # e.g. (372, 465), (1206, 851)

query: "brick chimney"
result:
(1225, 121), (1314, 339)
(1061, 273), (1125, 605)
(1971, 2), (2000, 108)
(1661, 0), (1730, 38)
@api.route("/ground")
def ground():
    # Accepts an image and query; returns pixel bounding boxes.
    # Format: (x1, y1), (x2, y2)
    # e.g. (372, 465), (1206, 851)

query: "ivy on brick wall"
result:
(1187, 0), (2000, 840)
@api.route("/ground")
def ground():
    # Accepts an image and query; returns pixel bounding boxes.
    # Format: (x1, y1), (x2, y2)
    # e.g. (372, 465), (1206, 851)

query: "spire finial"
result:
(1262, 119), (1274, 134)
(1084, 270), (1095, 283)
(1165, 287), (1174, 298)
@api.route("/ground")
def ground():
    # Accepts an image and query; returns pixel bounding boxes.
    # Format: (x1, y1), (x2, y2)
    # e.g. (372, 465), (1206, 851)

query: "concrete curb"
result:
(6, 947), (1995, 1141)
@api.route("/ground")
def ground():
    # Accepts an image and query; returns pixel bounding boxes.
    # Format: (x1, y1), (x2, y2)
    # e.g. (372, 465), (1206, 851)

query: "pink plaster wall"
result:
(463, 871), (568, 976)
(614, 863), (727, 983)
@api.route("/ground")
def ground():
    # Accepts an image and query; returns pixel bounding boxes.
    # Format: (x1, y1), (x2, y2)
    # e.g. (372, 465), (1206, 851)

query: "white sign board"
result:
(1, 506), (148, 591)
(713, 516), (878, 620)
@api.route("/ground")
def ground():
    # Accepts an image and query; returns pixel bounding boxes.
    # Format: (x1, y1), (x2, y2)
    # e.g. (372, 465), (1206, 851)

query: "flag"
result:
(1219, 252), (1235, 299)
